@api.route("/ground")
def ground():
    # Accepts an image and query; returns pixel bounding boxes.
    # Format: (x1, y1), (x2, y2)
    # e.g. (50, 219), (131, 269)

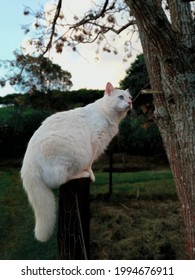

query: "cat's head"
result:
(103, 82), (132, 113)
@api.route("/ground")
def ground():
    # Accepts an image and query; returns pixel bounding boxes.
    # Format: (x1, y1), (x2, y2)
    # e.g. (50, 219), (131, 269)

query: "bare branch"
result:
(104, 20), (136, 34)
(72, 0), (111, 28)
(41, 0), (63, 56)
(19, 0), (134, 56)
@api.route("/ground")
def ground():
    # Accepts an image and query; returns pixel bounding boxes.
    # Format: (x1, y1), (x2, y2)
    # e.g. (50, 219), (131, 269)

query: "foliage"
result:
(120, 54), (148, 96)
(0, 94), (20, 106)
(119, 54), (152, 111)
(118, 54), (164, 156)
(65, 89), (103, 107)
(0, 106), (165, 159)
(0, 107), (50, 158)
(0, 89), (104, 159)
(118, 113), (164, 155)
(0, 88), (104, 110)
(0, 54), (72, 93)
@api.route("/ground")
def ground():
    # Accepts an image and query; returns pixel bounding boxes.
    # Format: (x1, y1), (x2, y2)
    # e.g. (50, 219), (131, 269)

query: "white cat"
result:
(21, 82), (132, 242)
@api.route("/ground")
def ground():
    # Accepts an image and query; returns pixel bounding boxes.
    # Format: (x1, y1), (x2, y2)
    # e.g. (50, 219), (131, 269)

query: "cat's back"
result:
(40, 100), (103, 131)
(43, 107), (85, 128)
(34, 107), (90, 139)
(28, 103), (101, 148)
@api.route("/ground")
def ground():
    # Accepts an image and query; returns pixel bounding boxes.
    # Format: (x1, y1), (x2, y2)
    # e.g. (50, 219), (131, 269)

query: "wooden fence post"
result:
(109, 152), (113, 196)
(58, 178), (91, 260)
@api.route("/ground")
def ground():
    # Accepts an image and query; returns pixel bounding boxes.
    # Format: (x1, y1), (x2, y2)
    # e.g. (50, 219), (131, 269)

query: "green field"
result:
(0, 165), (186, 259)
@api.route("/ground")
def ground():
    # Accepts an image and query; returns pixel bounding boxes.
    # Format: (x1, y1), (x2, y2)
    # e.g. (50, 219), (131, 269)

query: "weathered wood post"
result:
(58, 178), (91, 260)
(109, 152), (113, 196)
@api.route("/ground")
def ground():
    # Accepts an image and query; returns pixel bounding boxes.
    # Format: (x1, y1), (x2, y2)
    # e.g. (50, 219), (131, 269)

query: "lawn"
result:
(0, 164), (186, 259)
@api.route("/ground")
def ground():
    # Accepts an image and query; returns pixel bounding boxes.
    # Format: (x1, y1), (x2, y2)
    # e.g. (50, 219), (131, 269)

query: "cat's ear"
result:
(105, 82), (114, 96)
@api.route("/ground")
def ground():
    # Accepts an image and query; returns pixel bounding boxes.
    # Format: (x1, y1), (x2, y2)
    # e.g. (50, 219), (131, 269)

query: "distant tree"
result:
(118, 114), (165, 156)
(0, 107), (51, 158)
(0, 93), (20, 106)
(120, 54), (149, 96)
(119, 54), (162, 155)
(0, 54), (72, 93)
(120, 53), (153, 113)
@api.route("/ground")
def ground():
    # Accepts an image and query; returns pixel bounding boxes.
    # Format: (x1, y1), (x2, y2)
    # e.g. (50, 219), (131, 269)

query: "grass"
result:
(91, 171), (177, 200)
(0, 164), (186, 260)
(0, 167), (57, 260)
(90, 171), (186, 259)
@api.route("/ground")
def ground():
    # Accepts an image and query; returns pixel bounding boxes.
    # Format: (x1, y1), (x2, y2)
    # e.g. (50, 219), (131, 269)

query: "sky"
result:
(0, 0), (142, 96)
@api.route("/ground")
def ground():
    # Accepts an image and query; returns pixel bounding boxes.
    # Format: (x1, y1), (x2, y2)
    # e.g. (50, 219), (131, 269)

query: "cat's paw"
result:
(71, 171), (91, 180)
(89, 170), (95, 182)
(71, 169), (95, 182)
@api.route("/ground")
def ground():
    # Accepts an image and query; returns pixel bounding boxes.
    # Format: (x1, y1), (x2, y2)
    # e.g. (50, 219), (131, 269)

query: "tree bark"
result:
(126, 0), (195, 259)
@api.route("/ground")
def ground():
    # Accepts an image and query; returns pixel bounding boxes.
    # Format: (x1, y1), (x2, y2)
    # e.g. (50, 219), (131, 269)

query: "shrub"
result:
(0, 107), (51, 158)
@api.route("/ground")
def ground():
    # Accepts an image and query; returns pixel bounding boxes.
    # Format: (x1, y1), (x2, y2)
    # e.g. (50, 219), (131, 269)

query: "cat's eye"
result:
(118, 95), (124, 100)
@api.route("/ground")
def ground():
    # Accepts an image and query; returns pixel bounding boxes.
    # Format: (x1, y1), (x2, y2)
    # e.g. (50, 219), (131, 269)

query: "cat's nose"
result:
(128, 100), (132, 107)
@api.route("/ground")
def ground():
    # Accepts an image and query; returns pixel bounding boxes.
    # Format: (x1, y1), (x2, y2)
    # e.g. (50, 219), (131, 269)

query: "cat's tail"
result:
(21, 175), (56, 242)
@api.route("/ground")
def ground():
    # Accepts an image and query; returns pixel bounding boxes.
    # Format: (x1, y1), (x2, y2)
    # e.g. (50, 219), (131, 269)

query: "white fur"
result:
(21, 83), (132, 242)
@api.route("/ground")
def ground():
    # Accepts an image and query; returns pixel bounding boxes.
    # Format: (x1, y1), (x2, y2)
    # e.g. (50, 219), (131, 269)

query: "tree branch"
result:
(42, 0), (63, 56)
(105, 20), (136, 34)
(74, 0), (110, 27)
(21, 0), (134, 57)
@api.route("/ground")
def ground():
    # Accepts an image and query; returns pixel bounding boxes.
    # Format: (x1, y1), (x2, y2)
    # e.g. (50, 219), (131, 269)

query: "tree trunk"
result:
(126, 0), (195, 259)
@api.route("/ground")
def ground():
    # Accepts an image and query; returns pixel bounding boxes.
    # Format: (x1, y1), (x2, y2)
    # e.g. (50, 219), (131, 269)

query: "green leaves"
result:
(1, 54), (73, 93)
